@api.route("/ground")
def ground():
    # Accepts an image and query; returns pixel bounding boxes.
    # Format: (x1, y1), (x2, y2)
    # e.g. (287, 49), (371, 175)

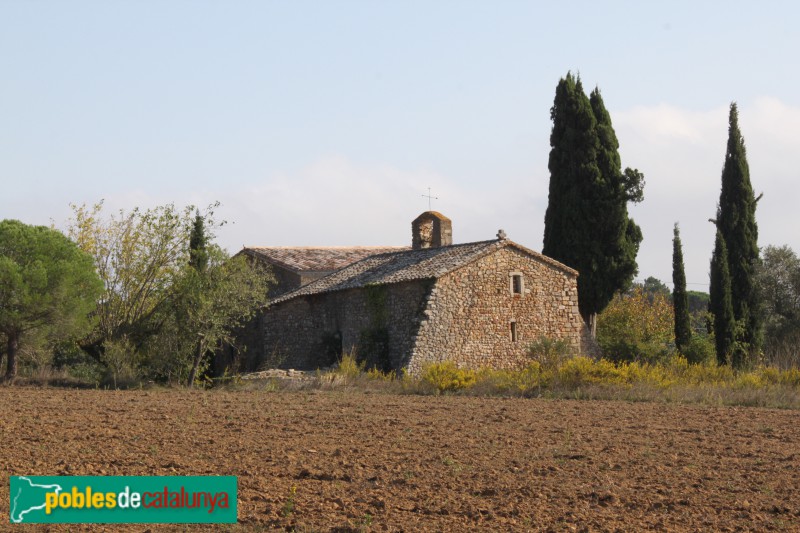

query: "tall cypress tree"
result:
(589, 88), (643, 305)
(710, 230), (735, 365)
(186, 212), (210, 387)
(189, 212), (208, 273)
(543, 74), (643, 335)
(716, 102), (761, 356)
(672, 223), (691, 352)
(543, 73), (600, 331)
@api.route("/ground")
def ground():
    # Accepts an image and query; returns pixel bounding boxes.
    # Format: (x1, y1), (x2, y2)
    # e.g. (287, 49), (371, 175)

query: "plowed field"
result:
(2, 387), (799, 531)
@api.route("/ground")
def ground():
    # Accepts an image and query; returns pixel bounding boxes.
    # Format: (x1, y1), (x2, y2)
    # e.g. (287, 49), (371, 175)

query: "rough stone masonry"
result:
(234, 211), (594, 376)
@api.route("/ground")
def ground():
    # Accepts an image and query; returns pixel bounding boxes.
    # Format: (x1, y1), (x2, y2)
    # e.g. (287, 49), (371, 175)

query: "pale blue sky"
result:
(2, 1), (799, 290)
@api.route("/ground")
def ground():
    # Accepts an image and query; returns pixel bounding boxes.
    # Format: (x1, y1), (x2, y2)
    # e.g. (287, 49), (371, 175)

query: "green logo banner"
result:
(9, 476), (237, 524)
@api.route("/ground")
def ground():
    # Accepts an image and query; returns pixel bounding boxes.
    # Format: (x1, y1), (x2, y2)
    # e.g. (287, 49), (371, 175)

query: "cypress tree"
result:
(709, 230), (735, 365)
(589, 88), (643, 305)
(543, 73), (600, 331)
(716, 102), (761, 356)
(186, 212), (210, 386)
(189, 212), (208, 273)
(543, 74), (643, 335)
(672, 223), (691, 352)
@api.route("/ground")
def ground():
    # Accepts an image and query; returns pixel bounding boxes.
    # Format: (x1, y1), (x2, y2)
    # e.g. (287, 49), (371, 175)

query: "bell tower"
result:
(412, 211), (452, 250)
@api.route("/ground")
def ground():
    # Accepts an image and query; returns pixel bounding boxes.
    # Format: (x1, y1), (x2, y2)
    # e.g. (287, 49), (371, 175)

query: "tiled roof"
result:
(271, 239), (577, 305)
(240, 246), (409, 273)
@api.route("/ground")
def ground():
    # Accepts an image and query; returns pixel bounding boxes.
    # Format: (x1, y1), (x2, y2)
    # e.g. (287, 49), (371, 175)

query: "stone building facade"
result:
(241, 212), (594, 375)
(217, 245), (406, 374)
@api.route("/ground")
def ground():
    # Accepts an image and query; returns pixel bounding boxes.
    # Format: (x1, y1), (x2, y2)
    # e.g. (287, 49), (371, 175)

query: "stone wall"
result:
(270, 264), (303, 297)
(214, 263), (301, 375)
(247, 244), (594, 375)
(406, 246), (586, 374)
(260, 280), (432, 372)
(214, 312), (265, 374)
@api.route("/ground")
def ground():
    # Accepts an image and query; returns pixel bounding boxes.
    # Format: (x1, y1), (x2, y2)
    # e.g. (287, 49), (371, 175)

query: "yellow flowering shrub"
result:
(475, 362), (544, 394)
(421, 361), (477, 393)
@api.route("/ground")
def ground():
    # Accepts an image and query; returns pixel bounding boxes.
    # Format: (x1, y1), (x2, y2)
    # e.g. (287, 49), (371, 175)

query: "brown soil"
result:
(2, 387), (799, 532)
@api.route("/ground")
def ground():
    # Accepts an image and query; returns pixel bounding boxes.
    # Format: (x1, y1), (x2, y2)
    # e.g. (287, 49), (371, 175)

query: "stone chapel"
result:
(222, 212), (593, 375)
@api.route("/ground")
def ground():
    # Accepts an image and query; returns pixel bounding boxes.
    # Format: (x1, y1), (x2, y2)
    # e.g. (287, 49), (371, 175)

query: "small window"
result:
(510, 273), (523, 296)
(510, 321), (518, 342)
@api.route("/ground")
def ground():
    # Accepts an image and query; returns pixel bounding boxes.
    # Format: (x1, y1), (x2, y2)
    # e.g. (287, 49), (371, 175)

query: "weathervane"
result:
(422, 187), (438, 211)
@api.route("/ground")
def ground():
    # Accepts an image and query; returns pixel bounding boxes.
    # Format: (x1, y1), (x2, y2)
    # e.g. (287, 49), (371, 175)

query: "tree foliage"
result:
(641, 276), (670, 301)
(0, 220), (103, 380)
(710, 230), (736, 365)
(151, 244), (273, 387)
(715, 102), (762, 357)
(67, 202), (273, 385)
(542, 73), (643, 334)
(756, 245), (800, 366)
(189, 211), (209, 273)
(672, 224), (692, 352)
(67, 201), (221, 349)
(687, 291), (710, 315)
(179, 212), (272, 386)
(589, 87), (644, 305)
(596, 285), (674, 363)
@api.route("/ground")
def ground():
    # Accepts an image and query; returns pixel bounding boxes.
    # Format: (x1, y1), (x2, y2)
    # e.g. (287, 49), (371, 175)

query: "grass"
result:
(13, 352), (800, 409)
(281, 485), (297, 518)
(232, 353), (800, 409)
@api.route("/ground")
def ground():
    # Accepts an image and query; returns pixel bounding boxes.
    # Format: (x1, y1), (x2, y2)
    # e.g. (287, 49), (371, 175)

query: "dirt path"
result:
(2, 388), (799, 531)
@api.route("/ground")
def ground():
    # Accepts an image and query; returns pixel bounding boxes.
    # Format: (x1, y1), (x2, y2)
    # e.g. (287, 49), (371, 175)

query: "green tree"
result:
(543, 74), (643, 335)
(68, 201), (272, 386)
(641, 276), (671, 302)
(67, 201), (214, 350)
(184, 212), (273, 387)
(709, 230), (735, 365)
(716, 102), (762, 356)
(597, 286), (674, 363)
(544, 73), (598, 279)
(756, 245), (800, 366)
(189, 211), (209, 273)
(672, 224), (692, 352)
(0, 220), (103, 381)
(589, 87), (644, 304)
(687, 291), (710, 315)
(157, 245), (273, 387)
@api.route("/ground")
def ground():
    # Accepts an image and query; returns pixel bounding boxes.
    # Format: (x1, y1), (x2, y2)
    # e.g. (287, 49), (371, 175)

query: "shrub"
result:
(680, 335), (716, 365)
(757, 366), (781, 385)
(474, 362), (544, 395)
(683, 359), (734, 384)
(732, 372), (766, 390)
(421, 361), (476, 393)
(527, 336), (570, 369)
(101, 336), (140, 388)
(46, 341), (103, 384)
(598, 286), (675, 364)
(325, 351), (395, 388)
(365, 366), (394, 381)
(779, 367), (800, 386)
(601, 339), (673, 365)
(309, 349), (800, 408)
(555, 356), (629, 386)
(334, 352), (365, 379)
(763, 331), (800, 369)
